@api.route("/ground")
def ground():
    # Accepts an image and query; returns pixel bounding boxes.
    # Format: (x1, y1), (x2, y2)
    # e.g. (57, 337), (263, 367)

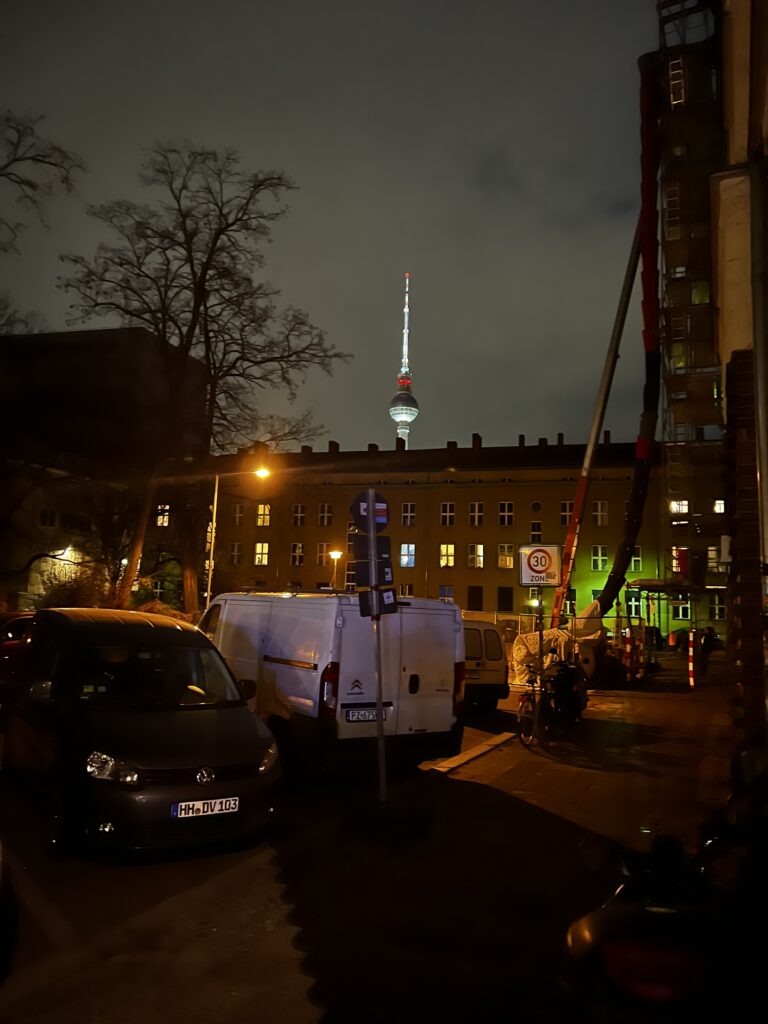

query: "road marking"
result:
(3, 847), (79, 949)
(427, 732), (516, 773)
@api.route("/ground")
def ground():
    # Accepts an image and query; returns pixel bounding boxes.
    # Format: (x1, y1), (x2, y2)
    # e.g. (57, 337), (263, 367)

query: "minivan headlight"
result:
(258, 741), (279, 774)
(86, 751), (143, 787)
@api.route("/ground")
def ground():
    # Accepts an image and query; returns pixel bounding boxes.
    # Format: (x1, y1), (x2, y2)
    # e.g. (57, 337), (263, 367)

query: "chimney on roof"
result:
(328, 440), (339, 454)
(557, 432), (564, 445)
(519, 434), (525, 446)
(368, 443), (379, 452)
(301, 445), (312, 455)
(603, 430), (611, 444)
(446, 440), (458, 450)
(396, 437), (406, 451)
(472, 433), (482, 449)
(538, 437), (548, 446)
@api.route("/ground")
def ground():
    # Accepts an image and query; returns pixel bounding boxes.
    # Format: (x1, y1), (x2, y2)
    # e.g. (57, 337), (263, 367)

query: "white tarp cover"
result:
(511, 600), (606, 685)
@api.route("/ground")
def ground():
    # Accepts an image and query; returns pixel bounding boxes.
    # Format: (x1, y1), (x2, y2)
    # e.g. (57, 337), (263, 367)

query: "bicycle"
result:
(517, 670), (553, 748)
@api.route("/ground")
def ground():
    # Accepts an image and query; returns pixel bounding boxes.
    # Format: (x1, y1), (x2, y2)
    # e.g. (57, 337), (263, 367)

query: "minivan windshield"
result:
(55, 641), (242, 710)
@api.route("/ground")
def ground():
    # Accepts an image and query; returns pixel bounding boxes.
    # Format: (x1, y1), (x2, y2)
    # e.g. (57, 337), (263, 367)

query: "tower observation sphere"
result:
(388, 272), (419, 448)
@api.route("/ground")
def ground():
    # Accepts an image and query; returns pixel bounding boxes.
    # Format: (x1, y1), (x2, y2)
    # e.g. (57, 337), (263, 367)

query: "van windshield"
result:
(55, 642), (242, 710)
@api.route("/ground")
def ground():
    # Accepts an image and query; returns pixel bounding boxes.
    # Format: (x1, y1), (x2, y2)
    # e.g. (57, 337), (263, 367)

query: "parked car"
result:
(0, 608), (280, 853)
(0, 612), (34, 683)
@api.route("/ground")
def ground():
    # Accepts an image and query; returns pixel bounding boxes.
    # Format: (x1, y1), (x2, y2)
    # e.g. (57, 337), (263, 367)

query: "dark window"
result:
(467, 585), (483, 611)
(484, 628), (503, 661)
(198, 604), (221, 640)
(464, 627), (482, 660)
(497, 586), (514, 612)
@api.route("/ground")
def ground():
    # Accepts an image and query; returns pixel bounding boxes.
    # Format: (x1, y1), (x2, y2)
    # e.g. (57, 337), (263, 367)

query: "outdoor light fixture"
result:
(329, 550), (343, 589)
(206, 466), (272, 606)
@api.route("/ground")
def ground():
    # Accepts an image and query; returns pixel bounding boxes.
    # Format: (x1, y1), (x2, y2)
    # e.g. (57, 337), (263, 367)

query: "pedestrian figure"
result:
(699, 626), (717, 676)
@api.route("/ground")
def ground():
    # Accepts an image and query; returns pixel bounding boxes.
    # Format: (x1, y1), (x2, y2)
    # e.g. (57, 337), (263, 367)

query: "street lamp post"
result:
(329, 549), (342, 590)
(206, 466), (270, 608)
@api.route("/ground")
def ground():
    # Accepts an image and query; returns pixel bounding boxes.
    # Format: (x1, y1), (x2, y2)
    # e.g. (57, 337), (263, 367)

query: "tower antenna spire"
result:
(388, 271), (419, 449)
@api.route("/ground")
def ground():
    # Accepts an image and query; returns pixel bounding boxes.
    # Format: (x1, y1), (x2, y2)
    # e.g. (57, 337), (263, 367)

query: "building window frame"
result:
(591, 545), (608, 571)
(439, 543), (455, 568)
(290, 542), (304, 567)
(469, 501), (484, 527)
(468, 543), (484, 569)
(440, 502), (455, 527)
(401, 502), (416, 527)
(254, 541), (269, 566)
(498, 501), (514, 526)
(256, 503), (271, 527)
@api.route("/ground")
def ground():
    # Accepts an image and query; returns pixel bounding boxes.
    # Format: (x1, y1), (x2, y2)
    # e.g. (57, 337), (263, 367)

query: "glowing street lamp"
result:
(329, 549), (343, 589)
(206, 466), (270, 607)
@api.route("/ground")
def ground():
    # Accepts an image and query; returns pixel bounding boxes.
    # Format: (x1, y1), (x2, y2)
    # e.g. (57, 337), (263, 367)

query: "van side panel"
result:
(265, 599), (334, 717)
(396, 603), (460, 735)
(215, 598), (272, 689)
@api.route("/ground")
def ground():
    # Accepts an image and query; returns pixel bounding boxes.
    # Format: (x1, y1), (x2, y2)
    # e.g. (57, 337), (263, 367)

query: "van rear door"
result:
(395, 602), (457, 736)
(337, 603), (400, 739)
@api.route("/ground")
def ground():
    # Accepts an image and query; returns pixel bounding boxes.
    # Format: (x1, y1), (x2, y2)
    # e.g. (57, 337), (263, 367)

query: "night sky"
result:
(1, 0), (658, 453)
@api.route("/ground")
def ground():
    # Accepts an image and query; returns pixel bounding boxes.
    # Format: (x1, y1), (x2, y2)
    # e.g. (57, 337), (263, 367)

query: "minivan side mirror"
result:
(238, 678), (257, 701)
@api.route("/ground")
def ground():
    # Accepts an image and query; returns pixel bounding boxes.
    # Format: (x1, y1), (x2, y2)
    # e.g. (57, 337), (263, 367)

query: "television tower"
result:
(388, 272), (419, 448)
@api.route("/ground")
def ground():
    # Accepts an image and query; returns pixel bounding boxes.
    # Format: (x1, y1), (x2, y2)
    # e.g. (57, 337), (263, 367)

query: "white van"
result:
(199, 592), (465, 762)
(461, 617), (510, 712)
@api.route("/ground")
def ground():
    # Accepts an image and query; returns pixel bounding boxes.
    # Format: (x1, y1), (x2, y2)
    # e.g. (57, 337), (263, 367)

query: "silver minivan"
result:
(462, 620), (510, 712)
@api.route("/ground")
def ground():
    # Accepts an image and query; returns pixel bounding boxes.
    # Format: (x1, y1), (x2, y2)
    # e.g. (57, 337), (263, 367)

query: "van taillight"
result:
(320, 662), (340, 718)
(453, 661), (465, 711)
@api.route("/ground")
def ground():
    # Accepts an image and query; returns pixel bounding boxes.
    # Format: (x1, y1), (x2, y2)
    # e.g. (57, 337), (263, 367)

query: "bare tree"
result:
(0, 110), (84, 253)
(0, 291), (42, 334)
(60, 142), (348, 612)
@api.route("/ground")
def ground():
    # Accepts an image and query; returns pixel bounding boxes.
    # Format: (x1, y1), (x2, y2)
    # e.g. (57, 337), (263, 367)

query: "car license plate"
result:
(172, 797), (239, 818)
(345, 708), (387, 722)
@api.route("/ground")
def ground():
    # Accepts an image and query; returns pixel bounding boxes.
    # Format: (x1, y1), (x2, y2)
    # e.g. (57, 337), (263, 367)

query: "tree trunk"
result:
(114, 479), (156, 609)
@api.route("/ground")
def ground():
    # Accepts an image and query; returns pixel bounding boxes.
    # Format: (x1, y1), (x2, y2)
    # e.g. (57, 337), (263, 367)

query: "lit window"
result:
(714, 499), (725, 514)
(498, 544), (515, 569)
(560, 500), (573, 526)
(709, 590), (726, 620)
(232, 503), (243, 527)
(630, 546), (642, 572)
(440, 502), (455, 527)
(592, 500), (608, 527)
(530, 521), (542, 544)
(469, 501), (484, 527)
(707, 546), (726, 573)
(292, 503), (306, 526)
(669, 499), (689, 514)
(498, 501), (514, 526)
(229, 542), (242, 566)
(591, 545), (608, 571)
(290, 543), (304, 567)
(626, 593), (642, 617)
(439, 543), (455, 568)
(401, 502), (416, 527)
(690, 280), (710, 305)
(156, 504), (170, 527)
(318, 503), (333, 527)
(671, 595), (691, 621)
(672, 546), (689, 574)
(254, 542), (269, 566)
(317, 543), (329, 566)
(399, 583), (415, 598)
(400, 543), (416, 568)
(468, 543), (484, 569)
(256, 503), (271, 527)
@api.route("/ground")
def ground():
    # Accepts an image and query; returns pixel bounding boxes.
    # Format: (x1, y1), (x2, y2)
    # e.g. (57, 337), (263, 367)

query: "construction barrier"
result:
(688, 628), (696, 689)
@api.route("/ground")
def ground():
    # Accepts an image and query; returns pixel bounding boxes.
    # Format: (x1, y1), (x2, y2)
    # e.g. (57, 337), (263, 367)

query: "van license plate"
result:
(172, 797), (239, 818)
(345, 708), (387, 722)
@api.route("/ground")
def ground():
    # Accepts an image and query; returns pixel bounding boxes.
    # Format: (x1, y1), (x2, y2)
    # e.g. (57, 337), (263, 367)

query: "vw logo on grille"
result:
(196, 766), (215, 785)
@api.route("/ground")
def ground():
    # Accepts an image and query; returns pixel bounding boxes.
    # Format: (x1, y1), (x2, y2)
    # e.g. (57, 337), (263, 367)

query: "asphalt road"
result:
(0, 662), (739, 1023)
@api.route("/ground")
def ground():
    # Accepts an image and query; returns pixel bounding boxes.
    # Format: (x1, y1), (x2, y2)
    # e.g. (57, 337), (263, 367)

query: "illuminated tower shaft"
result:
(388, 272), (420, 448)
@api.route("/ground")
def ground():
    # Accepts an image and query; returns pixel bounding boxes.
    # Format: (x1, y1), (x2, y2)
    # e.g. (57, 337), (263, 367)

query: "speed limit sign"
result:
(519, 545), (562, 586)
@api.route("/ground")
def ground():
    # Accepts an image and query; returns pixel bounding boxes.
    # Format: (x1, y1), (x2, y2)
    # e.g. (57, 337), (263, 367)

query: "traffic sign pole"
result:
(367, 487), (388, 803)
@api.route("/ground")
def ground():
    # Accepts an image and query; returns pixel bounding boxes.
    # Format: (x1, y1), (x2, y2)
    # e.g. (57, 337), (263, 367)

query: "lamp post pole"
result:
(206, 473), (220, 608)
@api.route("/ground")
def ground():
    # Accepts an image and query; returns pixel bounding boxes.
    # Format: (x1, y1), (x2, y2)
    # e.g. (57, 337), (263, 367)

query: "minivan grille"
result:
(142, 762), (261, 786)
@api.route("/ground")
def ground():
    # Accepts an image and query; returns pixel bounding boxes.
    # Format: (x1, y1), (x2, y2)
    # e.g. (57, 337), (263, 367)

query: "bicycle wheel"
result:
(518, 695), (535, 746)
